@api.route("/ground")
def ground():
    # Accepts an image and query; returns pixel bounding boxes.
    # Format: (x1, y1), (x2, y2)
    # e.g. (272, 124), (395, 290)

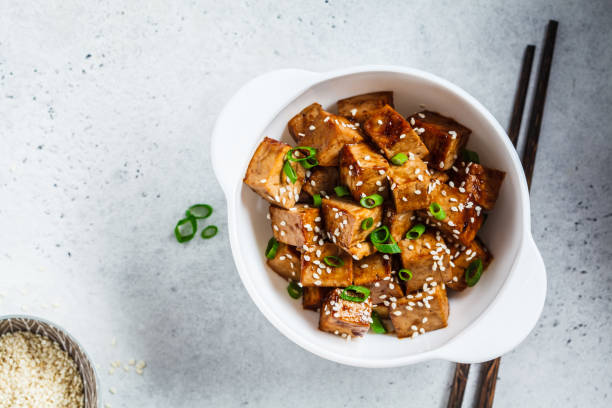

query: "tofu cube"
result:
(398, 232), (452, 293)
(300, 243), (353, 287)
(370, 275), (404, 305)
(409, 110), (471, 171)
(446, 238), (492, 291)
(383, 206), (413, 243)
(339, 143), (390, 201)
(337, 91), (394, 123)
(363, 105), (429, 160)
(388, 156), (431, 212)
(390, 285), (449, 339)
(287, 103), (364, 166)
(303, 287), (332, 310)
(319, 288), (373, 338)
(302, 167), (339, 197)
(269, 204), (322, 247)
(243, 137), (305, 209)
(346, 241), (377, 261)
(266, 243), (301, 281)
(354, 253), (392, 286)
(372, 304), (391, 319)
(450, 162), (506, 210)
(321, 197), (382, 251)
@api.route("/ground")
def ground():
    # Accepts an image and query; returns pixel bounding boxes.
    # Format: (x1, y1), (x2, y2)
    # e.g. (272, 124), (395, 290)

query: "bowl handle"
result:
(435, 234), (547, 363)
(211, 69), (320, 197)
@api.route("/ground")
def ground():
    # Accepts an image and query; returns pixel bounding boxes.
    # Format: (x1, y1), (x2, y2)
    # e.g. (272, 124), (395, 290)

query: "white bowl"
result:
(211, 66), (546, 367)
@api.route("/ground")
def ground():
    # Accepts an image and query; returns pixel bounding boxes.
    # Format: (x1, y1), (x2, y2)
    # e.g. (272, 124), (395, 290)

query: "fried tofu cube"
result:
(446, 238), (493, 291)
(302, 167), (339, 197)
(269, 204), (322, 247)
(390, 285), (449, 339)
(398, 232), (452, 293)
(303, 287), (332, 310)
(321, 197), (382, 251)
(363, 105), (429, 160)
(300, 243), (353, 287)
(370, 275), (404, 305)
(287, 103), (364, 166)
(449, 162), (506, 210)
(319, 288), (372, 338)
(383, 206), (413, 243)
(372, 304), (391, 319)
(337, 91), (394, 123)
(354, 253), (392, 286)
(388, 156), (431, 212)
(409, 110), (471, 171)
(346, 241), (377, 261)
(266, 243), (301, 281)
(243, 137), (305, 209)
(418, 184), (484, 245)
(339, 143), (390, 201)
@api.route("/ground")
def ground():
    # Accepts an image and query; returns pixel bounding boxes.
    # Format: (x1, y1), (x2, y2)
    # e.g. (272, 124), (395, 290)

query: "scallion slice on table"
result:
(287, 281), (303, 299)
(340, 285), (370, 303)
(390, 153), (408, 165)
(462, 149), (480, 164)
(361, 217), (374, 230)
(359, 193), (383, 208)
(370, 310), (386, 334)
(429, 202), (446, 220)
(406, 224), (425, 240)
(265, 237), (279, 259)
(186, 204), (213, 219)
(201, 225), (218, 239)
(312, 194), (322, 207)
(334, 185), (350, 197)
(283, 161), (297, 183)
(465, 259), (483, 287)
(398, 269), (413, 281)
(323, 255), (344, 267)
(174, 216), (197, 243)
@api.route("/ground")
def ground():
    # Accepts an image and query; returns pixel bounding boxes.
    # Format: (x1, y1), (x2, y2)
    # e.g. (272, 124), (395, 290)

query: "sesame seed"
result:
(309, 125), (316, 131)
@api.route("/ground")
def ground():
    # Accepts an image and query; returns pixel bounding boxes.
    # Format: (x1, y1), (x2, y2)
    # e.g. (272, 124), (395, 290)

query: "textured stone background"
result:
(1, 0), (611, 407)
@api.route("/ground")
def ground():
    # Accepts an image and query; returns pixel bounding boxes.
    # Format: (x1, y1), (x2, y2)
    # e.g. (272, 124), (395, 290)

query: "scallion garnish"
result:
(174, 216), (197, 243)
(390, 153), (408, 166)
(283, 161), (297, 184)
(287, 281), (303, 299)
(398, 269), (413, 281)
(370, 310), (386, 334)
(370, 226), (390, 244)
(301, 156), (319, 169)
(361, 217), (374, 230)
(429, 202), (446, 220)
(286, 146), (316, 162)
(323, 255), (344, 267)
(373, 240), (402, 254)
(313, 194), (322, 207)
(340, 285), (370, 303)
(201, 225), (218, 239)
(186, 204), (213, 219)
(465, 259), (483, 287)
(265, 237), (279, 259)
(406, 224), (425, 240)
(360, 193), (383, 208)
(462, 149), (480, 164)
(334, 185), (350, 197)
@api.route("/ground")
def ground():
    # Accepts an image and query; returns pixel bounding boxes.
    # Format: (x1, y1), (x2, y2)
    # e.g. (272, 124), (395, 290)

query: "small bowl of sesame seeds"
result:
(0, 315), (98, 408)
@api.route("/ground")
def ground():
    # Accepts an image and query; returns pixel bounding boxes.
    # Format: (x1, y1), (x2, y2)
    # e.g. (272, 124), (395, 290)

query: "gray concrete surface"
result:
(1, 0), (611, 407)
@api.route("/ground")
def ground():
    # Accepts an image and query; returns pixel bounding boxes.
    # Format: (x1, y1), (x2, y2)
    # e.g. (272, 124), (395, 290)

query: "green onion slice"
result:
(286, 146), (316, 162)
(360, 193), (384, 208)
(201, 225), (218, 239)
(462, 149), (480, 164)
(287, 281), (303, 299)
(373, 240), (402, 254)
(265, 237), (279, 259)
(186, 204), (213, 219)
(429, 202), (446, 220)
(390, 153), (408, 166)
(370, 226), (390, 244)
(398, 269), (413, 281)
(361, 217), (374, 230)
(174, 216), (197, 243)
(340, 285), (370, 303)
(465, 259), (483, 287)
(323, 255), (344, 267)
(313, 194), (322, 207)
(301, 156), (319, 169)
(283, 160), (298, 184)
(334, 185), (350, 197)
(406, 224), (426, 240)
(370, 310), (386, 334)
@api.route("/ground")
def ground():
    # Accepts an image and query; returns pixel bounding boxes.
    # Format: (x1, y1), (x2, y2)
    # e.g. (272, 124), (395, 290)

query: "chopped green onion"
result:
(334, 185), (350, 197)
(301, 156), (319, 169)
(186, 204), (213, 219)
(462, 149), (480, 164)
(370, 226), (390, 244)
(174, 216), (197, 243)
(265, 237), (279, 259)
(370, 310), (386, 334)
(283, 161), (297, 184)
(360, 193), (384, 208)
(390, 153), (408, 166)
(373, 240), (402, 254)
(286, 146), (316, 162)
(406, 224), (426, 240)
(340, 285), (370, 303)
(361, 217), (374, 230)
(313, 194), (322, 207)
(323, 255), (344, 267)
(429, 202), (446, 220)
(398, 269), (413, 281)
(201, 225), (218, 239)
(465, 259), (483, 287)
(287, 281), (303, 299)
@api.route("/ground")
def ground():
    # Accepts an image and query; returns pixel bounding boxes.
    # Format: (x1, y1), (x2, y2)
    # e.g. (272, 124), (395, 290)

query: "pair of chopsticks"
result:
(447, 19), (558, 408)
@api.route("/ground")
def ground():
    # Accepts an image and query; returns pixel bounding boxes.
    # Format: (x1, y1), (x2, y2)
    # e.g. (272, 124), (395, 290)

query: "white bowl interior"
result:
(234, 71), (525, 364)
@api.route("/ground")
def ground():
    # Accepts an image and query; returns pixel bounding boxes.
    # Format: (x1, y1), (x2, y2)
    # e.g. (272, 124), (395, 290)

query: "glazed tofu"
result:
(243, 137), (305, 209)
(449, 162), (505, 210)
(409, 110), (471, 171)
(346, 241), (377, 261)
(302, 167), (339, 197)
(388, 156), (431, 212)
(390, 284), (449, 339)
(363, 105), (429, 160)
(287, 103), (364, 166)
(319, 288), (373, 338)
(266, 243), (301, 281)
(339, 143), (390, 201)
(370, 275), (404, 305)
(354, 253), (392, 286)
(383, 206), (413, 243)
(398, 232), (452, 293)
(337, 91), (394, 123)
(321, 197), (382, 251)
(447, 238), (492, 291)
(303, 287), (332, 310)
(300, 243), (353, 287)
(269, 204), (323, 247)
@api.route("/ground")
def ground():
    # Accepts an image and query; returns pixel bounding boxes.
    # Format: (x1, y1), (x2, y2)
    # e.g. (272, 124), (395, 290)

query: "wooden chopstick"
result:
(446, 42), (537, 408)
(475, 20), (559, 408)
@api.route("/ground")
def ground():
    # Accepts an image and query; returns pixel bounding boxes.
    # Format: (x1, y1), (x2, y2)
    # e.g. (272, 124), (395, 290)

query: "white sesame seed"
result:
(309, 125), (316, 131)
